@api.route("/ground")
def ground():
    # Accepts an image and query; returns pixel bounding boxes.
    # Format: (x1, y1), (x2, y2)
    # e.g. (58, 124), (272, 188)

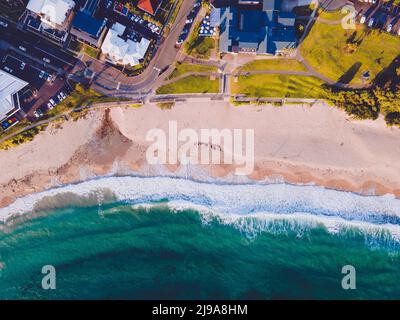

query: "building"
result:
(101, 23), (151, 66)
(0, 70), (28, 123)
(218, 0), (296, 55)
(70, 11), (107, 47)
(137, 0), (161, 16)
(26, 0), (75, 30)
(70, 0), (108, 48)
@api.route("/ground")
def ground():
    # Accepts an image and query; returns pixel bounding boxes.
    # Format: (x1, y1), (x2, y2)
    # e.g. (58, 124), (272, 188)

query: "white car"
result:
(34, 109), (44, 118)
(19, 46), (27, 52)
(4, 66), (13, 73)
(20, 62), (26, 70)
(368, 18), (375, 28)
(387, 24), (393, 32)
(360, 15), (366, 24)
(60, 91), (67, 100)
(0, 20), (8, 28)
(49, 99), (56, 107)
(39, 70), (45, 79)
(43, 57), (51, 63)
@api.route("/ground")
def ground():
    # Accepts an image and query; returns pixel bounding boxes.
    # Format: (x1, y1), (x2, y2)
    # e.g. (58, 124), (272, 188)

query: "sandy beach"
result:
(1, 100), (400, 208)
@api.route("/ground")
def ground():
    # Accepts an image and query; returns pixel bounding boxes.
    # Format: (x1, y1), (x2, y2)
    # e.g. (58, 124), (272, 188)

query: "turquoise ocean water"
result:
(0, 176), (399, 299)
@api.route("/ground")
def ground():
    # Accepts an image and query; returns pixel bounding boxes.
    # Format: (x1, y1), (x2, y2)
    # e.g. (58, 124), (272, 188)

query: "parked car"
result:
(368, 18), (375, 27)
(39, 70), (45, 79)
(49, 99), (56, 107)
(33, 109), (44, 118)
(20, 62), (26, 70)
(60, 91), (67, 100)
(360, 15), (366, 24)
(4, 66), (13, 73)
(0, 20), (8, 28)
(43, 57), (51, 63)
(387, 24), (393, 32)
(19, 46), (27, 52)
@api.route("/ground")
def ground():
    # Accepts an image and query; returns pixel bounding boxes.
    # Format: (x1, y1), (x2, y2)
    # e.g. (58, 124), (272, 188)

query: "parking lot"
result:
(352, 0), (400, 34)
(0, 51), (71, 122)
(176, 0), (202, 46)
(97, 0), (161, 42)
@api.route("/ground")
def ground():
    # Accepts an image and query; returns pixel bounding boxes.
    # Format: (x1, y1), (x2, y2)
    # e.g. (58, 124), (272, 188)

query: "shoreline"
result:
(0, 101), (400, 209)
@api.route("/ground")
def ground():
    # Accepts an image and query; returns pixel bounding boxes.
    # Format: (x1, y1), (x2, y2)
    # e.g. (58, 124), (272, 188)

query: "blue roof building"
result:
(219, 0), (296, 55)
(71, 10), (107, 47)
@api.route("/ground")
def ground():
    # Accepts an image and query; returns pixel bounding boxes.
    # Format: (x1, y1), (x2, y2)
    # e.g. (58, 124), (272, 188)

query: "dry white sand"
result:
(0, 100), (399, 207)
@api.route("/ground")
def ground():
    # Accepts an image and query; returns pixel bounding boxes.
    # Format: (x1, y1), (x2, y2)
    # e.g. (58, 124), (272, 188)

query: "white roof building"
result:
(101, 23), (151, 66)
(27, 0), (75, 28)
(0, 70), (28, 121)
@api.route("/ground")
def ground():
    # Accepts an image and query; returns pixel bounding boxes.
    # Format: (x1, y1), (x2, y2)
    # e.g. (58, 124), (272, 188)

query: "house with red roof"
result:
(137, 0), (161, 15)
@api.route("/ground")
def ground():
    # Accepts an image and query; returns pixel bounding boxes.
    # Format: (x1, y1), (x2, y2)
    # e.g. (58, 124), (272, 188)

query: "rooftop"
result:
(0, 70), (28, 120)
(101, 23), (151, 66)
(137, 0), (161, 16)
(72, 11), (106, 38)
(27, 0), (75, 26)
(219, 0), (296, 55)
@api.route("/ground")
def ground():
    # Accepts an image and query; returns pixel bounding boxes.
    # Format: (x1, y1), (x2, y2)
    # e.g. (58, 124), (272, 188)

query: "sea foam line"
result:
(1, 176), (400, 239)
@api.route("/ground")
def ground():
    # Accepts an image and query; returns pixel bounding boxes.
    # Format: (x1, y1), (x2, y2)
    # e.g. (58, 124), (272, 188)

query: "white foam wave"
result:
(1, 176), (400, 240)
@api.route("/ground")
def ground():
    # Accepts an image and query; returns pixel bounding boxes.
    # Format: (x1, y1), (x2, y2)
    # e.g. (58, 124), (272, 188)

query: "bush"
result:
(385, 112), (400, 126)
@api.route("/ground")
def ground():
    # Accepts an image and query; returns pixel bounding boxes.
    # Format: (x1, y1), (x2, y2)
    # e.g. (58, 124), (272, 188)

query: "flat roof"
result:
(0, 70), (28, 120)
(72, 11), (105, 38)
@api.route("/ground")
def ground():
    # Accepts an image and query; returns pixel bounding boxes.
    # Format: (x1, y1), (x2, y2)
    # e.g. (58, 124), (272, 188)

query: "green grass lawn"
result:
(317, 9), (347, 21)
(168, 63), (218, 79)
(185, 22), (215, 59)
(82, 44), (99, 59)
(237, 59), (308, 72)
(232, 74), (327, 98)
(157, 75), (220, 94)
(300, 12), (400, 86)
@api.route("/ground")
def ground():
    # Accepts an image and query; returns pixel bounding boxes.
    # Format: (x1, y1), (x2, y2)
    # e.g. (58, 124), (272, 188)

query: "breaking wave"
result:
(1, 175), (400, 242)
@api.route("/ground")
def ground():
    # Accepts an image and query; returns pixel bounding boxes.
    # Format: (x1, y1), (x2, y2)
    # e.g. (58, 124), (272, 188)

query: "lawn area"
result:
(300, 12), (400, 86)
(232, 74), (327, 98)
(185, 22), (215, 59)
(237, 59), (308, 72)
(168, 63), (218, 79)
(82, 44), (99, 59)
(157, 75), (220, 94)
(317, 9), (346, 21)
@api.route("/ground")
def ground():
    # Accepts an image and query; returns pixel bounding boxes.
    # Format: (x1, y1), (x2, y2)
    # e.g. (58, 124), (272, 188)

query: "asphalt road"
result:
(89, 0), (198, 96)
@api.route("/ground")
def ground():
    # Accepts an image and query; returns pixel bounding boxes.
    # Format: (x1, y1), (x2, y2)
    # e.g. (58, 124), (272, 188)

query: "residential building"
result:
(0, 70), (28, 123)
(70, 0), (107, 47)
(101, 22), (151, 66)
(218, 0), (296, 55)
(137, 0), (161, 16)
(26, 0), (75, 30)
